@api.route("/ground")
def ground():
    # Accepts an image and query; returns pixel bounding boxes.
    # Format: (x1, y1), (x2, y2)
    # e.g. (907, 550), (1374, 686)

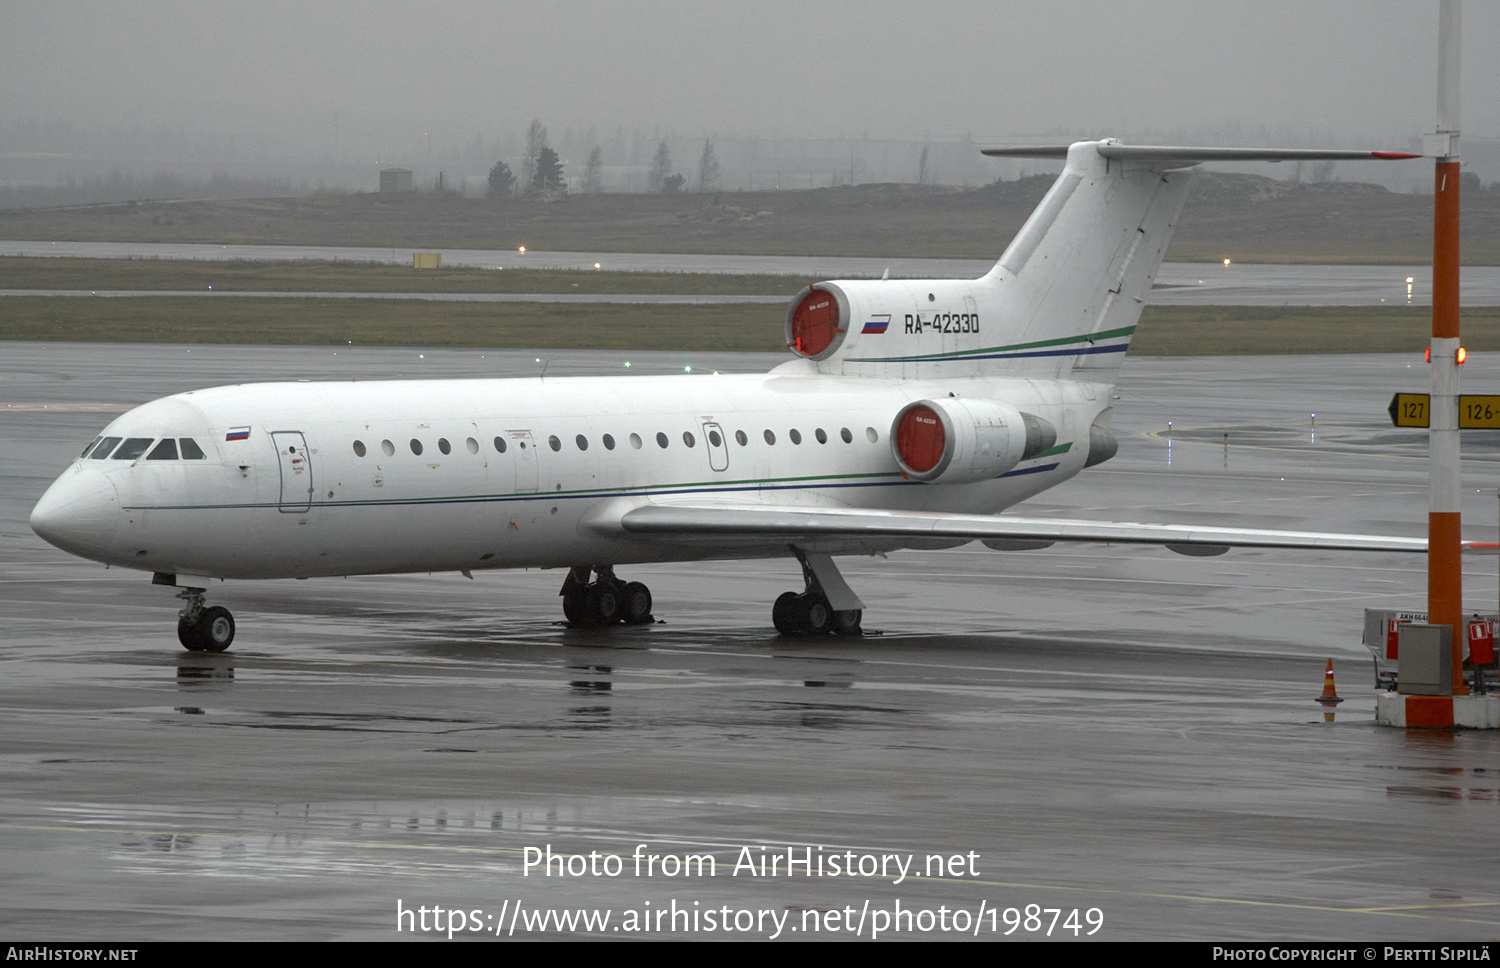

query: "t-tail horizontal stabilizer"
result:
(980, 143), (1422, 165)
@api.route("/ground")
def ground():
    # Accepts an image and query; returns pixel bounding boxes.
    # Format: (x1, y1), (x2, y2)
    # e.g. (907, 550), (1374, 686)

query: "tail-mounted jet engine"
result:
(892, 398), (1057, 484)
(786, 284), (848, 359)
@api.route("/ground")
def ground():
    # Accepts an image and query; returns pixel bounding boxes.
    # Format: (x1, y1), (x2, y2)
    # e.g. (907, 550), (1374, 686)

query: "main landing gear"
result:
(773, 548), (864, 637)
(176, 586), (235, 652)
(560, 565), (654, 627)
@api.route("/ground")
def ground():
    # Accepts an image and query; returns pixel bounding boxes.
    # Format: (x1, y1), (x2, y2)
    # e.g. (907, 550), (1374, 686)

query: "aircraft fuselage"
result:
(31, 366), (1106, 582)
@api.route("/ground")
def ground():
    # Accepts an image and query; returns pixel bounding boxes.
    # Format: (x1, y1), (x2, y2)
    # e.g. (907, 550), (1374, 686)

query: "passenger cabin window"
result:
(438, 438), (451, 455)
(382, 439), (396, 456)
(548, 435), (561, 452)
(603, 434), (616, 451)
(789, 429), (802, 445)
(841, 427), (853, 444)
(656, 432), (669, 449)
(410, 438), (423, 456)
(494, 436), (507, 453)
(112, 437), (154, 461)
(465, 437), (478, 454)
(735, 430), (748, 446)
(353, 440), (367, 457)
(683, 431), (695, 448)
(629, 433), (642, 449)
(146, 438), (179, 460)
(89, 437), (122, 460)
(575, 434), (588, 451)
(763, 430), (776, 445)
(815, 428), (827, 444)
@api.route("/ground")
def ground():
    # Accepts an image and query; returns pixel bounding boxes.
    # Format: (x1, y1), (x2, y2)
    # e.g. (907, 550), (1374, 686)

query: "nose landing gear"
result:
(561, 565), (654, 627)
(176, 586), (235, 652)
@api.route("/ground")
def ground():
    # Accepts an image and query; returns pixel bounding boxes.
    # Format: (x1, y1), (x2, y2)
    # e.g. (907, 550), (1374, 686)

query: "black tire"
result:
(588, 584), (621, 624)
(772, 591), (801, 634)
(832, 609), (863, 636)
(200, 606), (235, 652)
(562, 587), (587, 625)
(177, 616), (206, 652)
(622, 582), (653, 625)
(803, 596), (831, 634)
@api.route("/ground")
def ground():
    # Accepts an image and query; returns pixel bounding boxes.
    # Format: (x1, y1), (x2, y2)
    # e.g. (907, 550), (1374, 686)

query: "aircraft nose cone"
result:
(30, 468), (120, 559)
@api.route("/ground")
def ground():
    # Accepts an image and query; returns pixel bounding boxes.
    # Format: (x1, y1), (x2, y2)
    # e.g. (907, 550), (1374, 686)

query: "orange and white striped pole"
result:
(1429, 0), (1467, 695)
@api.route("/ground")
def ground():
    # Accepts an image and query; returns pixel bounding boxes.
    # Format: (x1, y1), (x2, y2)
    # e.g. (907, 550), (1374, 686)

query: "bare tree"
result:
(648, 140), (671, 193)
(582, 146), (603, 194)
(917, 145), (930, 186)
(697, 138), (720, 192)
(522, 119), (547, 194)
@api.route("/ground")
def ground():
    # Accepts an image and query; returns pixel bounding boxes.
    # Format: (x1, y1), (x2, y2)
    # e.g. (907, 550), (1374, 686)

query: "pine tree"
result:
(532, 147), (565, 193)
(487, 160), (516, 198)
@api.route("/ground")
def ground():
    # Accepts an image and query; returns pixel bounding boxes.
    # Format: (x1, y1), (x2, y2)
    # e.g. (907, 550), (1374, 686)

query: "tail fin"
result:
(789, 140), (1416, 383)
(976, 140), (1190, 382)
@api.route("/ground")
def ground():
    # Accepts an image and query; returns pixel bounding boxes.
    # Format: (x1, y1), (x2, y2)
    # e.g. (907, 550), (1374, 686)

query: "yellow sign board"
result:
(1386, 394), (1500, 429)
(1389, 393), (1429, 428)
(1460, 396), (1500, 429)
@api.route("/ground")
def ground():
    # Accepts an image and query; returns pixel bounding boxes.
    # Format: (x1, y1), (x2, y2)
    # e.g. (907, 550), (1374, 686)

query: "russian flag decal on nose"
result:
(861, 315), (891, 334)
(226, 426), (251, 441)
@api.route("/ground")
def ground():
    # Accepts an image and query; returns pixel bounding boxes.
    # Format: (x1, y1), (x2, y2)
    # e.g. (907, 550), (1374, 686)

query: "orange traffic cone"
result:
(1316, 659), (1343, 707)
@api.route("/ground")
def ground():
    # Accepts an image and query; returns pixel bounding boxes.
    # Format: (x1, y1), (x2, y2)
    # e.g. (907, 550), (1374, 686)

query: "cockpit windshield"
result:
(83, 436), (207, 462)
(87, 437), (123, 460)
(111, 438), (154, 461)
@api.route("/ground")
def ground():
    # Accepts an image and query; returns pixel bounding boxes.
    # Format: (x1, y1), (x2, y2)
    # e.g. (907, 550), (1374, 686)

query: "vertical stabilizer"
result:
(977, 140), (1191, 382)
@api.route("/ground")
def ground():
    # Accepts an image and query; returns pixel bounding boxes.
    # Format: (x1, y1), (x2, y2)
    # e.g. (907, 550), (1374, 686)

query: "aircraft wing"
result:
(607, 503), (1475, 556)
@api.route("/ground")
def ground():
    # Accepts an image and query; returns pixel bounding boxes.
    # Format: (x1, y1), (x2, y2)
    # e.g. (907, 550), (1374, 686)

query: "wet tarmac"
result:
(5, 240), (1500, 305)
(4, 344), (1500, 941)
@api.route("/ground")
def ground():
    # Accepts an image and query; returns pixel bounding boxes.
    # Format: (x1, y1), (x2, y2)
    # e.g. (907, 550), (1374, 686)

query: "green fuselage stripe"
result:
(849, 324), (1136, 364)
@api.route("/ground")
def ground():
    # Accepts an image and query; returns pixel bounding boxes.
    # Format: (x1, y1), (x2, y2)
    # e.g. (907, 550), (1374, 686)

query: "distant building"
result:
(379, 168), (414, 193)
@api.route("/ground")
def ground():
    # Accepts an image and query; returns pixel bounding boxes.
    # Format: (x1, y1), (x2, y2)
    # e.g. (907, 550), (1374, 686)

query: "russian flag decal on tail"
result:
(861, 315), (891, 335)
(226, 426), (251, 441)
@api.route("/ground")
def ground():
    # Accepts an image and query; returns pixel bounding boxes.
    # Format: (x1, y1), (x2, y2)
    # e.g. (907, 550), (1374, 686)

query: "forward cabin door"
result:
(701, 421), (729, 472)
(271, 431), (313, 513)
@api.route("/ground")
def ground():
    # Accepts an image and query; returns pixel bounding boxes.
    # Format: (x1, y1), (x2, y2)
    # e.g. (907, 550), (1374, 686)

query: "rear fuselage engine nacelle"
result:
(891, 398), (1056, 484)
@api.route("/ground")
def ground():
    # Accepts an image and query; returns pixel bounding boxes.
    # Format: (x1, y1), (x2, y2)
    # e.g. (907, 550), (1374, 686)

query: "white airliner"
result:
(31, 140), (1437, 652)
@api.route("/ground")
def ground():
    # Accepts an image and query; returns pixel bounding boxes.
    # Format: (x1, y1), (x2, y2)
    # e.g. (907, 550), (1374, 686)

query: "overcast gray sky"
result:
(4, 1), (1496, 152)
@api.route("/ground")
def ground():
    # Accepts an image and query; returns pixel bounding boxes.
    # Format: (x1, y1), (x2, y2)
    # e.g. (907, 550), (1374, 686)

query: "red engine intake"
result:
(785, 285), (848, 359)
(895, 405), (946, 474)
(891, 398), (1057, 484)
